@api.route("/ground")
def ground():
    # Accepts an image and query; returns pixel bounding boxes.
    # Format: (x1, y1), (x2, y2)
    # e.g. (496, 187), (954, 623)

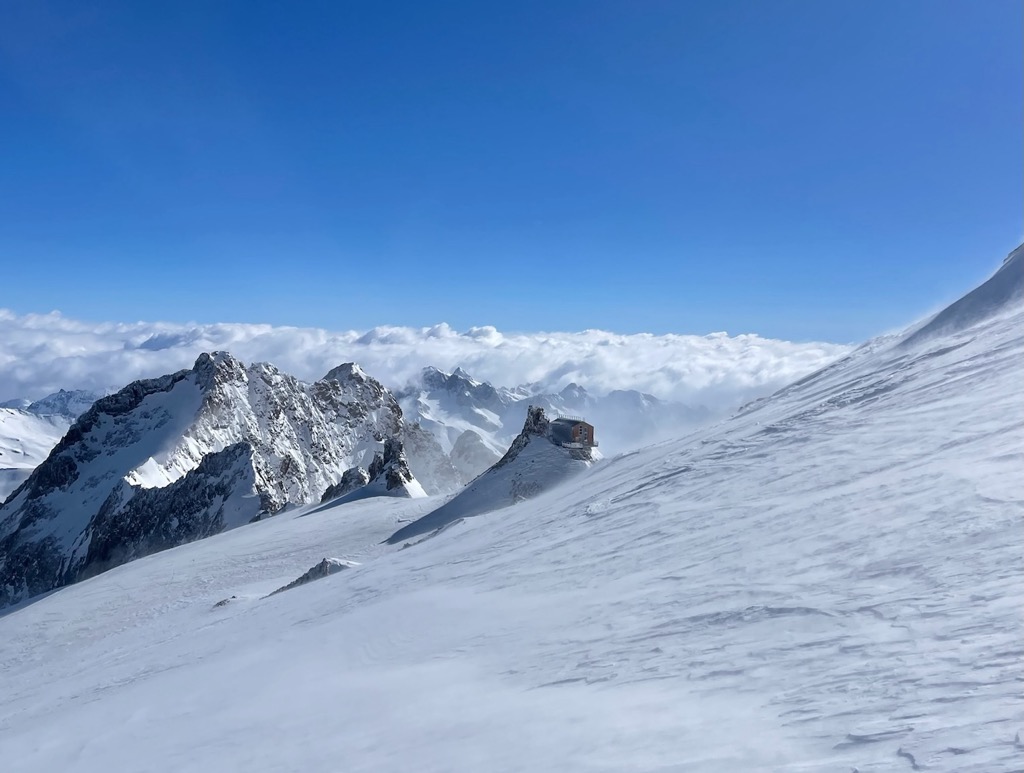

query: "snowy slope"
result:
(388, 406), (593, 544)
(0, 389), (104, 501)
(0, 251), (1021, 772)
(0, 409), (68, 500)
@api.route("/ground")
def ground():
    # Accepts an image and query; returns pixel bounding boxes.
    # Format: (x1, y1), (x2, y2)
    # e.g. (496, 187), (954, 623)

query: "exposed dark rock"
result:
(368, 437), (417, 492)
(320, 466), (371, 504)
(76, 443), (263, 582)
(267, 557), (358, 596)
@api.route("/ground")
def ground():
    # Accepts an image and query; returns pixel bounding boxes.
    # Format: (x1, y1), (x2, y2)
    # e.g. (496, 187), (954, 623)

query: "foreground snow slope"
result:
(0, 256), (1021, 772)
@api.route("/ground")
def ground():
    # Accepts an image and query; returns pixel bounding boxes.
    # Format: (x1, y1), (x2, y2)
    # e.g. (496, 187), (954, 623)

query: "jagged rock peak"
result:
(323, 362), (369, 383)
(368, 437), (416, 491)
(329, 436), (427, 505)
(193, 351), (247, 390)
(522, 405), (551, 437)
(420, 366), (486, 392)
(385, 404), (593, 545)
(320, 466), (370, 504)
(26, 389), (103, 420)
(0, 351), (413, 608)
(559, 383), (589, 402)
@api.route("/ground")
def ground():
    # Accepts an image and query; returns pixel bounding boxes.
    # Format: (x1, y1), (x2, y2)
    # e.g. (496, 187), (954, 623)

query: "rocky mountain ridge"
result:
(396, 365), (710, 475)
(0, 352), (447, 608)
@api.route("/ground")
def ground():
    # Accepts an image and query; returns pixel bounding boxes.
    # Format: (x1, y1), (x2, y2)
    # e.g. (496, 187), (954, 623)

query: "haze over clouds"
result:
(0, 309), (849, 410)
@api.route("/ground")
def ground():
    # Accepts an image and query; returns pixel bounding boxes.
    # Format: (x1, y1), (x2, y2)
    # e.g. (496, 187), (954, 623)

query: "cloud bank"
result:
(0, 309), (851, 411)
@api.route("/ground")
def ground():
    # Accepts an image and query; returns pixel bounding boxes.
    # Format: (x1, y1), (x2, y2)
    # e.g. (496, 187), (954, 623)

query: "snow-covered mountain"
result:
(388, 406), (593, 545)
(0, 248), (1020, 771)
(396, 365), (709, 480)
(25, 389), (104, 421)
(0, 353), (448, 608)
(0, 389), (105, 501)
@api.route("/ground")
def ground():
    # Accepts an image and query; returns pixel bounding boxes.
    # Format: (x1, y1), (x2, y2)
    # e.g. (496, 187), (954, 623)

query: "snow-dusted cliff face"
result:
(0, 353), (428, 608)
(25, 389), (104, 421)
(397, 366), (710, 478)
(335, 437), (427, 504)
(386, 406), (592, 544)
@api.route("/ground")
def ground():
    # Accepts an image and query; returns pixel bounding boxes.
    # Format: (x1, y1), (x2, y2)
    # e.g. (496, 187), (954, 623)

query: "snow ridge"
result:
(386, 406), (591, 544)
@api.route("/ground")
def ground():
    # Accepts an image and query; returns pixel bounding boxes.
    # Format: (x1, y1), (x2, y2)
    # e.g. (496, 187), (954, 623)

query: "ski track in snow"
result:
(0, 304), (1022, 770)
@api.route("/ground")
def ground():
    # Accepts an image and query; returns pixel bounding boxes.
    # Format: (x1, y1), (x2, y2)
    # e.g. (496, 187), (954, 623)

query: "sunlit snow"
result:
(0, 253), (1020, 771)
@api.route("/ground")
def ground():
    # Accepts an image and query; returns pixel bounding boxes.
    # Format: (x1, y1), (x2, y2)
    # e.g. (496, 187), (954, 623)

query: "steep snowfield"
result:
(0, 390), (103, 500)
(0, 409), (68, 500)
(0, 256), (1021, 772)
(388, 407), (594, 545)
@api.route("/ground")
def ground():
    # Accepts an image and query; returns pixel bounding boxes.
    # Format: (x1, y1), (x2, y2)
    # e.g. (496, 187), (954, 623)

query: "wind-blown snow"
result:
(0, 310), (849, 410)
(0, 253), (1020, 771)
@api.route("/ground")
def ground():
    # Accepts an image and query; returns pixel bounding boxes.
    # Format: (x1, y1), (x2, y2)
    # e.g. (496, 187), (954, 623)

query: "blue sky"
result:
(0, 0), (1020, 342)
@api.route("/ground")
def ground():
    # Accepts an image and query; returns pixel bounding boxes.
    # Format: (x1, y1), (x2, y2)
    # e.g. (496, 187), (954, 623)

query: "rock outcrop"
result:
(386, 406), (592, 545)
(335, 437), (426, 504)
(268, 557), (359, 596)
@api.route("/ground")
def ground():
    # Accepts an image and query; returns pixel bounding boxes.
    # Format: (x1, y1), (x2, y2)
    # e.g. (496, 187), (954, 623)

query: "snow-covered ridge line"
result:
(0, 351), (454, 608)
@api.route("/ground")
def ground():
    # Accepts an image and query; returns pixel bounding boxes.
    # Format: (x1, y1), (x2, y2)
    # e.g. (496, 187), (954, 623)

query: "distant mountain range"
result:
(0, 353), (711, 608)
(396, 365), (711, 460)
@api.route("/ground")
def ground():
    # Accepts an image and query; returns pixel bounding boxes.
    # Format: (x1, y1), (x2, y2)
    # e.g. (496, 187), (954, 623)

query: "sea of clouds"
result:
(0, 309), (852, 411)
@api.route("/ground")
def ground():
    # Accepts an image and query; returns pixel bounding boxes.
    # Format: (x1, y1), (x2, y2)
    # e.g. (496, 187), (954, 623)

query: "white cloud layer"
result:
(0, 309), (851, 411)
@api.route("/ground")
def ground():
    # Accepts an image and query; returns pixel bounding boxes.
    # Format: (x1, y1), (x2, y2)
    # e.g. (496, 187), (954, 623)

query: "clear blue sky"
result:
(0, 1), (1020, 342)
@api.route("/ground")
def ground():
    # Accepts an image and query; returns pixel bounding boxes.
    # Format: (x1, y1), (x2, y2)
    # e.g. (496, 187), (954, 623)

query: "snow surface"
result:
(0, 408), (69, 500)
(0, 389), (104, 501)
(0, 262), (1022, 771)
(388, 427), (592, 544)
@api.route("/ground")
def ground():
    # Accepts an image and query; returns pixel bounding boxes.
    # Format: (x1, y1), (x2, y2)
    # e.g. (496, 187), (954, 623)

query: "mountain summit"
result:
(0, 352), (426, 608)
